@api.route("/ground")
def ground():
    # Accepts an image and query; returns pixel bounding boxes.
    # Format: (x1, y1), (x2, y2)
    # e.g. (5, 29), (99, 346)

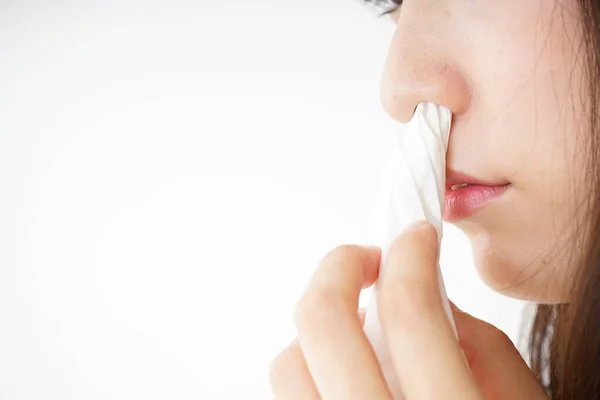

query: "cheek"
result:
(464, 3), (588, 302)
(522, 115), (586, 234)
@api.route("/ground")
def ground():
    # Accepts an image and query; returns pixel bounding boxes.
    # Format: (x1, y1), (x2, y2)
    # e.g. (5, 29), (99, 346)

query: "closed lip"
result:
(443, 169), (511, 222)
(445, 169), (509, 190)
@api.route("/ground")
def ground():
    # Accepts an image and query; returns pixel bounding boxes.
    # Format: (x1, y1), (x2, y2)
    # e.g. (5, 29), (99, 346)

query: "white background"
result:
(0, 1), (527, 399)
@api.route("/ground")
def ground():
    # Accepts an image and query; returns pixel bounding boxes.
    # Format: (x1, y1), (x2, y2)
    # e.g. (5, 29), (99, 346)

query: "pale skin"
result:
(270, 222), (548, 399)
(270, 0), (587, 398)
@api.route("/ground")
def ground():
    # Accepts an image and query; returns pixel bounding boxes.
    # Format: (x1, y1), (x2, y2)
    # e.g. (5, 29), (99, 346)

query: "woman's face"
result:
(381, 1), (588, 302)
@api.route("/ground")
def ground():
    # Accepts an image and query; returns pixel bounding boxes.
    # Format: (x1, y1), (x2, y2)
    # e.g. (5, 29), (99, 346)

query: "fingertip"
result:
(361, 245), (382, 288)
(402, 219), (432, 233)
(363, 245), (382, 259)
(388, 220), (439, 264)
(403, 220), (438, 239)
(378, 221), (442, 315)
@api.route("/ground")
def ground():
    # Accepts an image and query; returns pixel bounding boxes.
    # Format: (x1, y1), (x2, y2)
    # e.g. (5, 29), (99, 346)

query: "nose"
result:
(380, 3), (471, 122)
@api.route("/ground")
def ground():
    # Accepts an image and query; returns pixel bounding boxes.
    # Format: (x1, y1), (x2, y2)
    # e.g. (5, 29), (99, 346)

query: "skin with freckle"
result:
(381, 1), (587, 303)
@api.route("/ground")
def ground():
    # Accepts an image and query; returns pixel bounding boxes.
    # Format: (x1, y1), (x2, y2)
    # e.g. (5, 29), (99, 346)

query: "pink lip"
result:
(443, 170), (510, 222)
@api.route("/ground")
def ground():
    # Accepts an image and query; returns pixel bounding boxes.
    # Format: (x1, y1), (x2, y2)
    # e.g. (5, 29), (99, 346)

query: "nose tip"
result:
(380, 61), (471, 123)
(379, 4), (472, 124)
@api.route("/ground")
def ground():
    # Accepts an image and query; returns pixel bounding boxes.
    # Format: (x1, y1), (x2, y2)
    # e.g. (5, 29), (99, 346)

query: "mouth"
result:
(443, 169), (511, 222)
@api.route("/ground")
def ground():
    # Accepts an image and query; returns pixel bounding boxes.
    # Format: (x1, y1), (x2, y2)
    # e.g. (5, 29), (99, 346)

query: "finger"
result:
(449, 303), (548, 399)
(270, 339), (321, 400)
(295, 245), (391, 399)
(358, 308), (367, 326)
(378, 221), (482, 400)
(269, 309), (369, 400)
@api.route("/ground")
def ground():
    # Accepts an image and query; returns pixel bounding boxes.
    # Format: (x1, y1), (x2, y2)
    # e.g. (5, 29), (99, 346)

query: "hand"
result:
(269, 221), (548, 399)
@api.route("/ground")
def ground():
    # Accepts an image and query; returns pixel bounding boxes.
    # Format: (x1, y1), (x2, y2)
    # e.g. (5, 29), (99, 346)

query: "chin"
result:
(462, 225), (571, 304)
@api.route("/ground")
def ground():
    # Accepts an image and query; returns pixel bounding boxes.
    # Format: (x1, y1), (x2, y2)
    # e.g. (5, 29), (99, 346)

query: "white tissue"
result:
(363, 102), (455, 400)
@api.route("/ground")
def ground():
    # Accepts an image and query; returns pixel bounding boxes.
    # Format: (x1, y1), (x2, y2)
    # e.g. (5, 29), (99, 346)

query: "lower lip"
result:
(443, 184), (510, 222)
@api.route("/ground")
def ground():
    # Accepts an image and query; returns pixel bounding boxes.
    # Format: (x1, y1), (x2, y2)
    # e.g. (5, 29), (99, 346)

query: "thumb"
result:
(378, 221), (481, 400)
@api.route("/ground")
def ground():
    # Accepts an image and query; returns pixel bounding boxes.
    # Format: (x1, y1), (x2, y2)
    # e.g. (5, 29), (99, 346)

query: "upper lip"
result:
(445, 169), (510, 189)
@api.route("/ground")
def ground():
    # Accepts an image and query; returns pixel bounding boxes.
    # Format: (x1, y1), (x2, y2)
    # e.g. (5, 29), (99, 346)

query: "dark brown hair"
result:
(529, 1), (600, 399)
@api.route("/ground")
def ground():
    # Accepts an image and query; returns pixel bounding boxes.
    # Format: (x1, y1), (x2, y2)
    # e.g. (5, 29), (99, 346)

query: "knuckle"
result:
(295, 245), (364, 334)
(323, 244), (364, 265)
(295, 286), (341, 335)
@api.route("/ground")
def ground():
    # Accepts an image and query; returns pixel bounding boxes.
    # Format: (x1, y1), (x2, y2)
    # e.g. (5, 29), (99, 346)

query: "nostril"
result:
(379, 55), (471, 124)
(379, 82), (421, 123)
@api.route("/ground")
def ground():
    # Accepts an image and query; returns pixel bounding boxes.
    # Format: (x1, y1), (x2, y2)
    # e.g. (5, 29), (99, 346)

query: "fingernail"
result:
(461, 350), (471, 368)
(403, 220), (429, 233)
(364, 245), (381, 250)
(450, 301), (464, 314)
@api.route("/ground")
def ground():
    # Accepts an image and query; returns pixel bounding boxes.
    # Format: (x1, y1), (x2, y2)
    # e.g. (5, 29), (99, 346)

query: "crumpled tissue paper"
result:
(363, 102), (456, 400)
